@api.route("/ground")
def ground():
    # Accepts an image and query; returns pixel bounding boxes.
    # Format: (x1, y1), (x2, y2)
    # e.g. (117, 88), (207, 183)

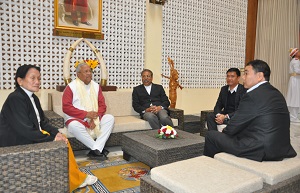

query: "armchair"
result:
(0, 141), (69, 192)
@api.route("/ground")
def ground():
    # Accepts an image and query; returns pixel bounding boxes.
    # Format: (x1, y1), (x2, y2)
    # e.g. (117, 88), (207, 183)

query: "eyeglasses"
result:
(142, 75), (152, 78)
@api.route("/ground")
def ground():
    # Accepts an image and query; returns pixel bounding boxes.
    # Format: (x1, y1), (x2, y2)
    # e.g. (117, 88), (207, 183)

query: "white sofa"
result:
(46, 90), (184, 150)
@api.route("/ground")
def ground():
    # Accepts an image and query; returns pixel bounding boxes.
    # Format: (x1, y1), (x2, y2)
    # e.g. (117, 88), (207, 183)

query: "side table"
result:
(122, 130), (205, 168)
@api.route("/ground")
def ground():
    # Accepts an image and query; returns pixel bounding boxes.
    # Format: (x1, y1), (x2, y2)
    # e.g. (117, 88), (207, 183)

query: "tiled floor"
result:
(74, 121), (300, 161)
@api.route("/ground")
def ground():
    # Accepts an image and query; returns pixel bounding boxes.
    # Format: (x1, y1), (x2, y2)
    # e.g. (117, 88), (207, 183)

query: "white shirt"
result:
(247, 81), (267, 93)
(144, 84), (152, 95)
(228, 84), (238, 94)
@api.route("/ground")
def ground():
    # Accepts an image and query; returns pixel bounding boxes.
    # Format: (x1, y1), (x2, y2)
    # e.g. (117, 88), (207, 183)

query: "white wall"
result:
(0, 1), (221, 115)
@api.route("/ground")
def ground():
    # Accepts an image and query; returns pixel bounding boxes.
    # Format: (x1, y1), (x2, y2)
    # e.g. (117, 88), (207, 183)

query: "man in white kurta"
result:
(63, 63), (114, 160)
(286, 48), (300, 123)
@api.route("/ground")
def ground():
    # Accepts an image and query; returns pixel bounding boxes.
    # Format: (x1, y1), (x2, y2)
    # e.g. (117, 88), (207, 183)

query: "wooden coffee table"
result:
(122, 130), (205, 168)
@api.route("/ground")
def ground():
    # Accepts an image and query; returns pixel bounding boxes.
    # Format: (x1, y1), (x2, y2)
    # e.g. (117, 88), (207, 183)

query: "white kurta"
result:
(63, 79), (114, 152)
(286, 58), (300, 107)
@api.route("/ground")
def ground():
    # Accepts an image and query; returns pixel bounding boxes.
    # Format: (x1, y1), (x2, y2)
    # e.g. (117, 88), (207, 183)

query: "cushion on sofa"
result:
(114, 116), (178, 133)
(49, 90), (178, 127)
(50, 90), (178, 140)
(50, 90), (140, 117)
(102, 91), (139, 116)
(59, 116), (178, 137)
(214, 152), (300, 185)
(53, 105), (64, 117)
(151, 156), (263, 193)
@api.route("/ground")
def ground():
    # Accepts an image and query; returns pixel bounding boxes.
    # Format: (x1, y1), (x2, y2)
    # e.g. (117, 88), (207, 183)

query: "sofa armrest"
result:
(0, 141), (69, 192)
(169, 108), (184, 130)
(200, 110), (213, 136)
(44, 110), (64, 128)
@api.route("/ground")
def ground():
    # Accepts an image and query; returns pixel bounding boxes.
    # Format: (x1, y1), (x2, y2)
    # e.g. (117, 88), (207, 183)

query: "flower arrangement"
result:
(156, 125), (178, 139)
(74, 59), (98, 70)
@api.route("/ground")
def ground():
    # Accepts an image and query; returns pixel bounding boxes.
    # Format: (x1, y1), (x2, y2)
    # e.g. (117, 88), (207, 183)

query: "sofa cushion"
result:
(114, 116), (178, 132)
(50, 90), (139, 117)
(151, 156), (263, 193)
(114, 116), (152, 132)
(50, 90), (179, 138)
(59, 115), (178, 137)
(214, 153), (300, 185)
(50, 92), (64, 116)
(103, 91), (139, 116)
(53, 105), (64, 117)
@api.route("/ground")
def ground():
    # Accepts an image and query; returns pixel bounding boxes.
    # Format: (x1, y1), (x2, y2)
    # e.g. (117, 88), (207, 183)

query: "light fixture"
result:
(149, 0), (166, 5)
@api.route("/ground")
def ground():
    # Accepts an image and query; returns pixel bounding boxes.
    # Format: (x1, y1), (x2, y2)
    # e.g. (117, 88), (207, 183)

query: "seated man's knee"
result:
(68, 120), (82, 133)
(101, 114), (114, 133)
(102, 114), (114, 123)
(160, 115), (172, 123)
(143, 112), (157, 121)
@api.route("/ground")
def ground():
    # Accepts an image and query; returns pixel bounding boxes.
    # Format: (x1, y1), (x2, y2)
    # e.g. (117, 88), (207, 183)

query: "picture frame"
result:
(53, 0), (104, 40)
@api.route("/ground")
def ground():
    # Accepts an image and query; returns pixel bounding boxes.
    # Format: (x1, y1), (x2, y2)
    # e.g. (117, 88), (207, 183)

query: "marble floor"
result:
(74, 121), (300, 161)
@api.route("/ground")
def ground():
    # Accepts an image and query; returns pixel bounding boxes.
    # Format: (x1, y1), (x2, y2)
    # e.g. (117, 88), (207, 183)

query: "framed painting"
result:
(53, 0), (104, 40)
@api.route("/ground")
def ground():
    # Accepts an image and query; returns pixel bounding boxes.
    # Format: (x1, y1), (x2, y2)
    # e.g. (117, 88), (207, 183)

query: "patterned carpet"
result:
(74, 156), (150, 193)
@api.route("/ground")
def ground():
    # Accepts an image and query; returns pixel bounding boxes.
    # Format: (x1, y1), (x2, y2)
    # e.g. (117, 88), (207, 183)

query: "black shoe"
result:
(88, 150), (107, 161)
(102, 148), (110, 156)
(82, 21), (92, 26)
(73, 20), (79, 26)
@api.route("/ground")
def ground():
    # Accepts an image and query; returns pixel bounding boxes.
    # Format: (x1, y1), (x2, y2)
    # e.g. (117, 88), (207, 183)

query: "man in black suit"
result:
(207, 68), (246, 131)
(204, 60), (297, 161)
(132, 69), (173, 130)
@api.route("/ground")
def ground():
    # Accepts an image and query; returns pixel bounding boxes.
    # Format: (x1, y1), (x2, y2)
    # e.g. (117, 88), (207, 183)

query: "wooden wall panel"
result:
(245, 0), (258, 65)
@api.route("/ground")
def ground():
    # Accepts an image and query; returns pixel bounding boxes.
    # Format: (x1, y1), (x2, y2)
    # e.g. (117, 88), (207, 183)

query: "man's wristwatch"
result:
(224, 114), (229, 121)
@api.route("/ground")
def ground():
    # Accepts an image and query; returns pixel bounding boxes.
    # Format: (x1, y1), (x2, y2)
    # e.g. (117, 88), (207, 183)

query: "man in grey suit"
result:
(207, 68), (246, 131)
(204, 59), (297, 161)
(132, 69), (173, 130)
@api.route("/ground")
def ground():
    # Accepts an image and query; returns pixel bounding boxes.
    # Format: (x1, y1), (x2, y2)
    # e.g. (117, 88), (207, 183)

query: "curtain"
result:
(255, 0), (299, 96)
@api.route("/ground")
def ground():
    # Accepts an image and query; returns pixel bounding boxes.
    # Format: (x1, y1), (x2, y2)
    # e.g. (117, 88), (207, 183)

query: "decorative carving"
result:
(63, 38), (108, 86)
(161, 57), (183, 108)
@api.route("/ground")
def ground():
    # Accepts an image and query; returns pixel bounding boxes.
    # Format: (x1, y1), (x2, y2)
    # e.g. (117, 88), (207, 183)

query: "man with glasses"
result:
(132, 69), (174, 130)
(62, 62), (114, 160)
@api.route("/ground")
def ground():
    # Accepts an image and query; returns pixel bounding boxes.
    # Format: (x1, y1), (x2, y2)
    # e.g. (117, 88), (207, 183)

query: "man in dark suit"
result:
(132, 69), (173, 130)
(204, 60), (297, 161)
(207, 68), (246, 131)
